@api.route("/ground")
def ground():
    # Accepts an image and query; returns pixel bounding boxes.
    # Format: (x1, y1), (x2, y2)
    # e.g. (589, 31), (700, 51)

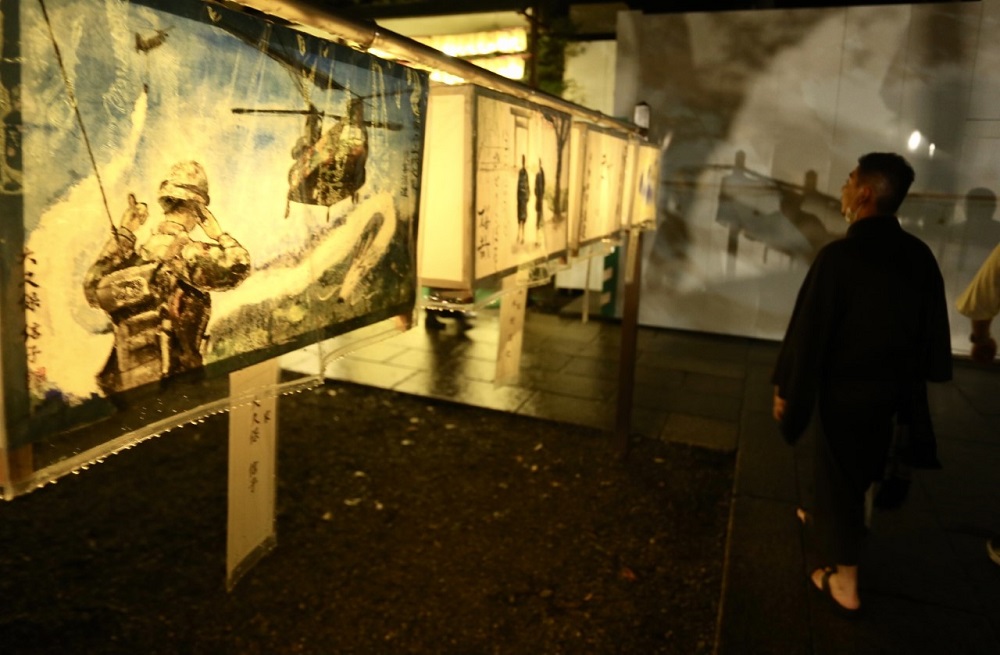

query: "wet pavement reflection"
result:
(283, 305), (1000, 654)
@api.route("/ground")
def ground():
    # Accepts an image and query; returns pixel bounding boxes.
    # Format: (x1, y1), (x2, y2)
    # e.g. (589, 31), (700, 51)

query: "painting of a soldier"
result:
(84, 161), (251, 394)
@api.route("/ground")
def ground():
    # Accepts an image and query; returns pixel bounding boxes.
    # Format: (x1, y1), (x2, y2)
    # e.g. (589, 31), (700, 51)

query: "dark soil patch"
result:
(0, 380), (734, 654)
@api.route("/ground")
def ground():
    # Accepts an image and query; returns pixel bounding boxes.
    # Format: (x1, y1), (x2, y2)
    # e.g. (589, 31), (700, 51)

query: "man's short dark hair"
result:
(856, 152), (915, 215)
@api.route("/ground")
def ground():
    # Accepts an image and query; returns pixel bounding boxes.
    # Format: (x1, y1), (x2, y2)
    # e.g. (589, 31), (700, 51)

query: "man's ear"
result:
(857, 184), (872, 207)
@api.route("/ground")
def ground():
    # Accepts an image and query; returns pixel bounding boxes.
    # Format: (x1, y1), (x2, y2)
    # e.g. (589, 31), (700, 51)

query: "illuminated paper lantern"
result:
(566, 122), (630, 250)
(628, 141), (661, 229)
(418, 84), (571, 288)
(0, 0), (426, 492)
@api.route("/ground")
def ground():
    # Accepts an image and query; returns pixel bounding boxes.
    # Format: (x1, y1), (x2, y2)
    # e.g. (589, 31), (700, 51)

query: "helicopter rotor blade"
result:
(232, 108), (326, 116)
(231, 108), (402, 130)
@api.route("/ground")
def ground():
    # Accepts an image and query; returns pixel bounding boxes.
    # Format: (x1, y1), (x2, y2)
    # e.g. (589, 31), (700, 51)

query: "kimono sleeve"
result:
(772, 247), (840, 443)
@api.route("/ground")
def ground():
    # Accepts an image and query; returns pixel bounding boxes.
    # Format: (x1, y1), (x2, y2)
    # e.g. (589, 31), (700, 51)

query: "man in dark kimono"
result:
(772, 153), (952, 615)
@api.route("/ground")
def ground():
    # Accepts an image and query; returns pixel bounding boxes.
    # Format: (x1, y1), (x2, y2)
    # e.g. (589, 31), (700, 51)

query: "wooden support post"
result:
(496, 274), (528, 386)
(0, 445), (34, 495)
(615, 229), (644, 460)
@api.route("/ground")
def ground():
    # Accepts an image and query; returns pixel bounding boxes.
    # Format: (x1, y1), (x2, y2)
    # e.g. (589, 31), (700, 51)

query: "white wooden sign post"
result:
(496, 275), (528, 385)
(226, 358), (280, 591)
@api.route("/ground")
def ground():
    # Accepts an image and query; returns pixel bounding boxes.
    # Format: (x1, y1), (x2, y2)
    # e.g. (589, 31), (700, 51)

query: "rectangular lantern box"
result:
(624, 140), (661, 230)
(0, 0), (427, 495)
(620, 138), (639, 231)
(570, 122), (630, 249)
(418, 84), (572, 289)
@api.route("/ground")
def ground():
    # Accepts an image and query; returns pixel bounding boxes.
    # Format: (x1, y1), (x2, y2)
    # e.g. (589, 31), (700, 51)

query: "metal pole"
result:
(615, 229), (644, 459)
(224, 0), (640, 133)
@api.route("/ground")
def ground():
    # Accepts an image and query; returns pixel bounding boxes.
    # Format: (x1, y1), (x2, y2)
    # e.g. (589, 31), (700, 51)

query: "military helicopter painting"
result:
(233, 95), (401, 218)
(288, 97), (368, 208)
(221, 21), (404, 219)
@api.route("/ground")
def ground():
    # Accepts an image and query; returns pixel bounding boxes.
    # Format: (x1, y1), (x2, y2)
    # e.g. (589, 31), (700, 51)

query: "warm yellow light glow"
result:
(907, 130), (922, 151)
(367, 46), (395, 60)
(417, 27), (527, 59)
(428, 54), (525, 85)
(471, 54), (525, 80)
(370, 27), (527, 85)
(429, 70), (467, 85)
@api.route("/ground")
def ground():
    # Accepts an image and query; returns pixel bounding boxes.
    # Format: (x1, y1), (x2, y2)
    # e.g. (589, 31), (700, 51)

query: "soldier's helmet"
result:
(158, 161), (210, 206)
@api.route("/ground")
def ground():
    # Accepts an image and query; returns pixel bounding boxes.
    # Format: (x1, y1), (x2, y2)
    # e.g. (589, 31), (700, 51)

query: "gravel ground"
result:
(0, 379), (734, 655)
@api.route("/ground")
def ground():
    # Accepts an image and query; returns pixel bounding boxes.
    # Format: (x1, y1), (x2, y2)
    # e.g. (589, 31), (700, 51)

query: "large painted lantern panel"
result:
(418, 85), (570, 288)
(620, 139), (638, 230)
(576, 124), (629, 246)
(417, 85), (473, 288)
(631, 142), (661, 229)
(473, 90), (570, 281)
(565, 121), (589, 253)
(1, 0), (427, 452)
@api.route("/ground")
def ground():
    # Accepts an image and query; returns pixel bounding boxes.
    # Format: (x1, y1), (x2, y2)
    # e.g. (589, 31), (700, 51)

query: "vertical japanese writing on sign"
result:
(227, 358), (280, 590)
(477, 209), (492, 262)
(247, 397), (272, 491)
(504, 292), (524, 357)
(20, 249), (46, 396)
(495, 277), (527, 384)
